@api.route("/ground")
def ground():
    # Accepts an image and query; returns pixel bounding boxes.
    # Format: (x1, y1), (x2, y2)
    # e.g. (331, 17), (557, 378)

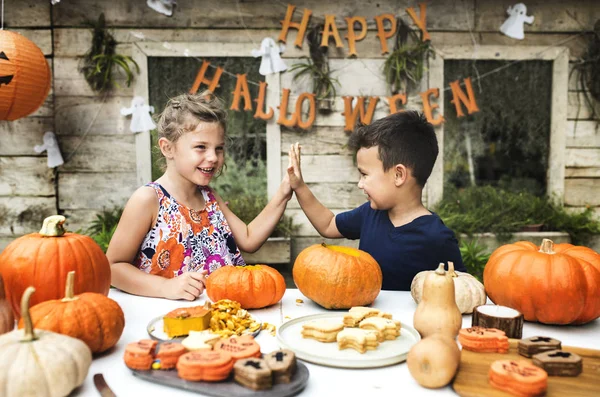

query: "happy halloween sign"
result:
(189, 3), (480, 131)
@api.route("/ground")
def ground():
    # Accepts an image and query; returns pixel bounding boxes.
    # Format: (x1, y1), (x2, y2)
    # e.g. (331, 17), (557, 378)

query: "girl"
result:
(107, 92), (292, 301)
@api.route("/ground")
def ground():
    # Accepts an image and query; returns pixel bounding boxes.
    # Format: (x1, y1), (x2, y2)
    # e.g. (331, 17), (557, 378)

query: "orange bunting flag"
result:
(321, 15), (344, 48)
(387, 93), (407, 114)
(278, 4), (312, 49)
(190, 60), (223, 94)
(230, 74), (253, 111)
(375, 14), (397, 55)
(254, 81), (274, 120)
(420, 88), (444, 126)
(449, 77), (480, 117)
(345, 16), (367, 57)
(342, 96), (380, 132)
(406, 3), (431, 42)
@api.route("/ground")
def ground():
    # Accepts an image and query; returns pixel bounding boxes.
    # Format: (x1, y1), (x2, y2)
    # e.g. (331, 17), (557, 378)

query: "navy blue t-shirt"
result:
(335, 202), (465, 291)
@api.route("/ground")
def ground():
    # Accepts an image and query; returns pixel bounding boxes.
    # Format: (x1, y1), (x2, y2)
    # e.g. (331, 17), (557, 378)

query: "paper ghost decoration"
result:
(251, 38), (288, 76)
(147, 0), (176, 17)
(51, 0), (61, 4)
(500, 3), (534, 40)
(121, 96), (156, 133)
(34, 131), (64, 168)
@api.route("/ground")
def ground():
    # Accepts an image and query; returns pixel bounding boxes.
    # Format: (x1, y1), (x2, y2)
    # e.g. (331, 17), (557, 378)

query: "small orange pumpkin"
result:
(0, 215), (111, 318)
(205, 265), (286, 309)
(293, 243), (383, 309)
(484, 239), (600, 325)
(18, 271), (125, 353)
(0, 274), (14, 334)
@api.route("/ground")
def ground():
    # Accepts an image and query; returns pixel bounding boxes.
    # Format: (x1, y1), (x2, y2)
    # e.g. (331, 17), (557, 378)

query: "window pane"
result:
(443, 60), (552, 196)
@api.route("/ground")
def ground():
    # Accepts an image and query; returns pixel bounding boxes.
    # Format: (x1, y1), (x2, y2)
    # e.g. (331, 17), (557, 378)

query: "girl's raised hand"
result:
(162, 270), (207, 301)
(287, 142), (305, 190)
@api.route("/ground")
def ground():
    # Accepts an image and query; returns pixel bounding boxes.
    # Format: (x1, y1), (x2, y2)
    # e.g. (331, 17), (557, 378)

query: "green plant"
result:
(287, 23), (339, 110)
(86, 207), (123, 252)
(383, 18), (433, 94)
(434, 185), (600, 245)
(79, 13), (139, 93)
(459, 239), (491, 282)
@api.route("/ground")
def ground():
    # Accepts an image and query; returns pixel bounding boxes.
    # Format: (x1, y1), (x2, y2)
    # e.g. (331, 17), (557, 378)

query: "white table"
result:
(75, 288), (600, 396)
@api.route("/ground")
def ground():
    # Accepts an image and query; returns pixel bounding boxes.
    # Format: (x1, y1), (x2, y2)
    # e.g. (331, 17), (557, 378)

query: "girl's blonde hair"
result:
(156, 90), (228, 143)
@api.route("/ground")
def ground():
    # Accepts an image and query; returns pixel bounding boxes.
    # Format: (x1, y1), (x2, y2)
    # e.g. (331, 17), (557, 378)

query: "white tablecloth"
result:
(73, 288), (600, 396)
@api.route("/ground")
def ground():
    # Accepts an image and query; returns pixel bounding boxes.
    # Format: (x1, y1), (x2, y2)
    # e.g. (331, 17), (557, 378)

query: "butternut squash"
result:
(407, 334), (461, 388)
(413, 262), (462, 339)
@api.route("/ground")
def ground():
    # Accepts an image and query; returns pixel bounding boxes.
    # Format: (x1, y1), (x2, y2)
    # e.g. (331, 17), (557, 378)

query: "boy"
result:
(287, 110), (465, 291)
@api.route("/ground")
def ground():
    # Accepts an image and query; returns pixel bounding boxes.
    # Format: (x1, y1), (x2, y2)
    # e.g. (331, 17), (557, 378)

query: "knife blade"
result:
(93, 373), (117, 397)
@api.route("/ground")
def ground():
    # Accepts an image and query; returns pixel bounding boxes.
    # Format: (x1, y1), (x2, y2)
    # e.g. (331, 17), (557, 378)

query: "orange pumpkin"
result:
(484, 239), (600, 325)
(205, 265), (286, 309)
(18, 271), (124, 353)
(0, 215), (111, 318)
(0, 30), (52, 120)
(293, 243), (383, 309)
(0, 274), (14, 334)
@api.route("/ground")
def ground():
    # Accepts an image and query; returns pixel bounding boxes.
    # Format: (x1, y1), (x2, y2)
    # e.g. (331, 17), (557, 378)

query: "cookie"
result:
(337, 328), (379, 354)
(518, 336), (562, 358)
(359, 316), (401, 341)
(459, 327), (509, 353)
(182, 330), (221, 351)
(123, 339), (157, 370)
(301, 319), (344, 342)
(489, 360), (547, 397)
(233, 358), (273, 390)
(176, 350), (234, 382)
(264, 349), (297, 383)
(343, 307), (392, 327)
(155, 342), (187, 370)
(532, 350), (582, 377)
(213, 335), (262, 361)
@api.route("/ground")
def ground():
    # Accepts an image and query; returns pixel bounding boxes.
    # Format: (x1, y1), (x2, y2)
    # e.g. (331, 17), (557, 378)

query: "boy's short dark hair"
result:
(348, 110), (438, 187)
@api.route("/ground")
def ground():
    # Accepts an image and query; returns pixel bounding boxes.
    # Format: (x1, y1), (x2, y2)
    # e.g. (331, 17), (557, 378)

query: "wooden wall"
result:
(1, 0), (599, 255)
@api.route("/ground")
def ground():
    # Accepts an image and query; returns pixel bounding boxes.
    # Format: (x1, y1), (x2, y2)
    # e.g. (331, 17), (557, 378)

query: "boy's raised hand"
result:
(163, 270), (207, 301)
(287, 142), (305, 190)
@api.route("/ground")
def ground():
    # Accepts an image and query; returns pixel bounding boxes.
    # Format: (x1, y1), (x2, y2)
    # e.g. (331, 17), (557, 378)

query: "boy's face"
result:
(356, 146), (398, 211)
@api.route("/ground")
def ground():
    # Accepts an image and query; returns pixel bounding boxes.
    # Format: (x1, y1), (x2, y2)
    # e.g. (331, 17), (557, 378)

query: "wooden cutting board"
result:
(453, 339), (600, 396)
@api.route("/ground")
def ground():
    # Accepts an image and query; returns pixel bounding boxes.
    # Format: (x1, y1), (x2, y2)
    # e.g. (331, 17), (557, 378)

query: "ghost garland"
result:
(500, 3), (535, 40)
(121, 96), (156, 134)
(34, 132), (64, 168)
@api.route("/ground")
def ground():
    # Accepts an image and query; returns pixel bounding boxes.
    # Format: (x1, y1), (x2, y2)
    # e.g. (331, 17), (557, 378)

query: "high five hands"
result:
(287, 142), (305, 191)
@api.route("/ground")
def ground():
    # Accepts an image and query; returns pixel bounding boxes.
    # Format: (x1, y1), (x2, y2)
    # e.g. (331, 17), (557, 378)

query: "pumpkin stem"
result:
(435, 263), (446, 275)
(62, 271), (78, 302)
(539, 239), (555, 254)
(39, 215), (66, 237)
(447, 261), (458, 277)
(20, 286), (38, 342)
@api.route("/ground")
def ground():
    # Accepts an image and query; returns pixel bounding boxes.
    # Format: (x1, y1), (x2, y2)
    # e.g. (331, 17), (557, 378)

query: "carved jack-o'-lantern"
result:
(0, 30), (52, 121)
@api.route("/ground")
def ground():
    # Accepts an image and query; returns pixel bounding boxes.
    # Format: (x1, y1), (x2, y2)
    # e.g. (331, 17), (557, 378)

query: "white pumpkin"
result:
(0, 286), (92, 397)
(411, 262), (486, 314)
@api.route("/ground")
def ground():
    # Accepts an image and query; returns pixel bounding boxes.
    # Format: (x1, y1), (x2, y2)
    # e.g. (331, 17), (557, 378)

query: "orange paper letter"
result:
(406, 3), (431, 42)
(449, 77), (480, 117)
(230, 74), (253, 111)
(189, 60), (223, 94)
(420, 88), (444, 126)
(278, 4), (312, 49)
(345, 16), (367, 57)
(254, 81), (274, 120)
(277, 88), (298, 127)
(387, 93), (407, 114)
(375, 14), (397, 55)
(295, 92), (316, 130)
(321, 15), (344, 48)
(342, 96), (380, 132)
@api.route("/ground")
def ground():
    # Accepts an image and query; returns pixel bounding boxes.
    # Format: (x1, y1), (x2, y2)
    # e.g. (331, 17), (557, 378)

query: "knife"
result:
(93, 373), (117, 397)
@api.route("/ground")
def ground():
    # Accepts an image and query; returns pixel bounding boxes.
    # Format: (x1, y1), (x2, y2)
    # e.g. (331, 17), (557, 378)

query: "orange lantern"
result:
(0, 30), (52, 121)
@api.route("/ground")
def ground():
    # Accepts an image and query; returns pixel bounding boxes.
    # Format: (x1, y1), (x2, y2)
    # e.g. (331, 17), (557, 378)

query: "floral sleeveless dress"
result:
(134, 182), (246, 277)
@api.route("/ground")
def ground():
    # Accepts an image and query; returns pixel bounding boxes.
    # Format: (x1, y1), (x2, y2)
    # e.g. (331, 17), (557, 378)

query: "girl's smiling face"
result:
(172, 121), (225, 186)
(356, 146), (398, 210)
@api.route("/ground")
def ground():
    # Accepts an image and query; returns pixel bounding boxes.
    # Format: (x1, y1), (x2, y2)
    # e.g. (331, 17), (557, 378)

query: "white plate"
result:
(276, 312), (421, 368)
(147, 314), (261, 342)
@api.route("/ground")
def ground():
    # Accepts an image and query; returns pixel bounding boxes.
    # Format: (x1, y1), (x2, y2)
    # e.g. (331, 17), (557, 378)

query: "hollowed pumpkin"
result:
(293, 243), (382, 309)
(205, 265), (286, 309)
(0, 215), (111, 318)
(484, 238), (600, 325)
